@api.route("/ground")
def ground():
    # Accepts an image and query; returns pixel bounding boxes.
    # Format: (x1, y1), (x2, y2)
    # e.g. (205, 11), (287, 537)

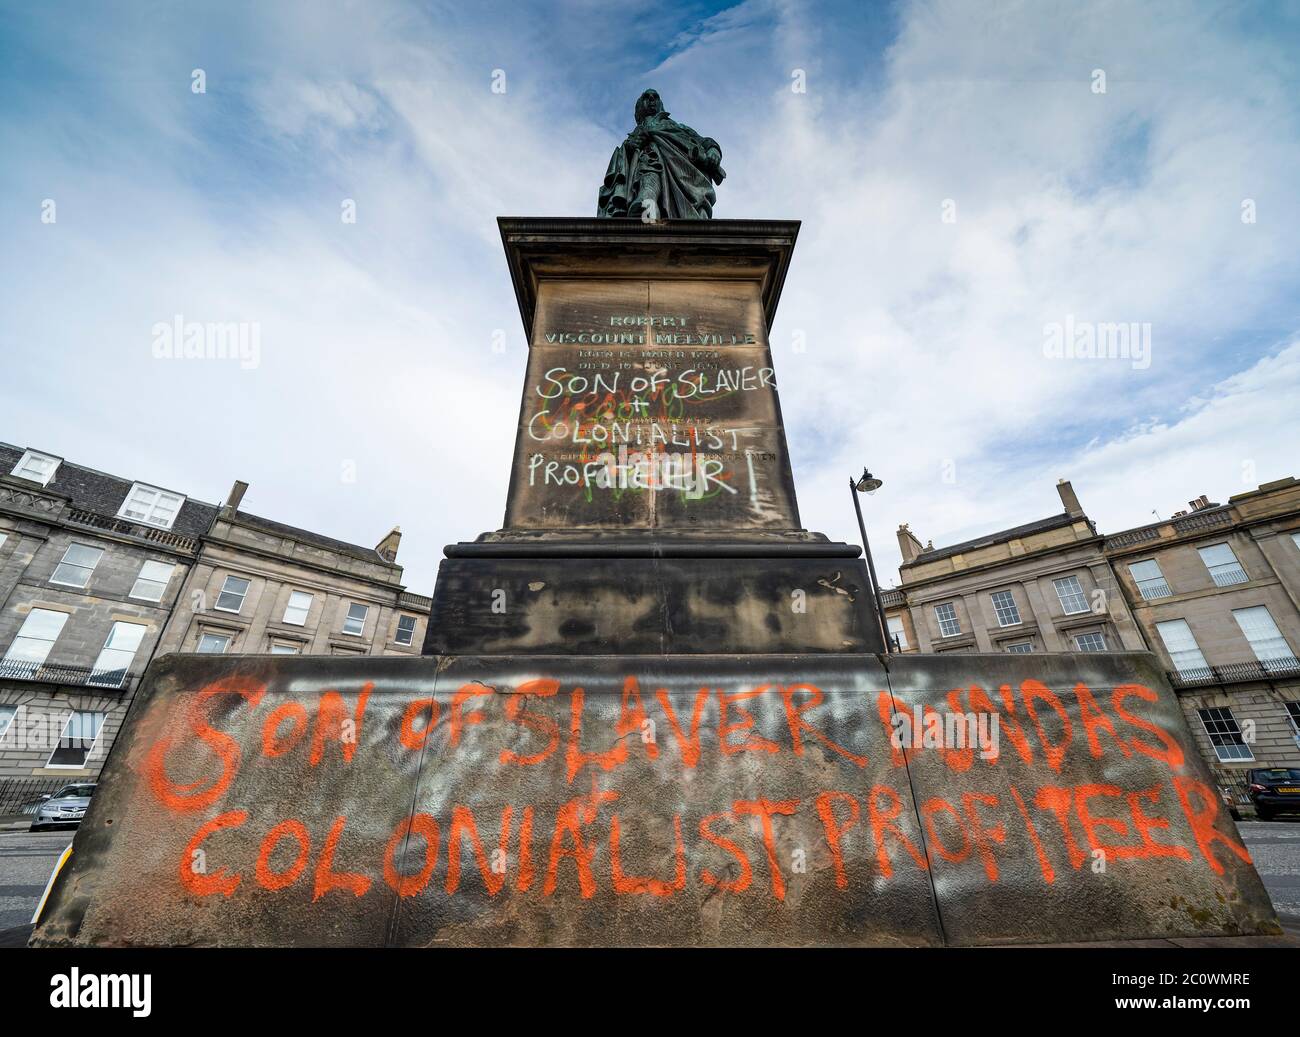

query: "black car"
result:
(28, 783), (96, 832)
(1246, 768), (1300, 820)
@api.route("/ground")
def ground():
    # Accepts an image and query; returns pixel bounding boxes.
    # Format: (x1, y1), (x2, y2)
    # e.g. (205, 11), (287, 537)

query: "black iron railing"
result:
(1136, 578), (1172, 600)
(0, 659), (133, 689)
(0, 777), (74, 816)
(1167, 657), (1300, 688)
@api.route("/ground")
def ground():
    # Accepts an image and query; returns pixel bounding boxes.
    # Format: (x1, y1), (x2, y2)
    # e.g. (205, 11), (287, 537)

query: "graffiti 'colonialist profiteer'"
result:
(597, 89), (726, 220)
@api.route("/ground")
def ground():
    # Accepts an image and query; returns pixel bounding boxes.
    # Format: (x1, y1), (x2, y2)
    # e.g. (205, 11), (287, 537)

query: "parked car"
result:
(28, 783), (96, 832)
(17, 795), (52, 817)
(1246, 768), (1300, 821)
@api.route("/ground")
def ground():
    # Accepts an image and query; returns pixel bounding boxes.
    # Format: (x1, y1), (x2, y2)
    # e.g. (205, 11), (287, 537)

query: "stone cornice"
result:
(497, 216), (800, 336)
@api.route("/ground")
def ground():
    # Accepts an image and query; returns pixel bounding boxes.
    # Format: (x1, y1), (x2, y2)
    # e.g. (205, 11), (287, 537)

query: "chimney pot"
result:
(1056, 479), (1084, 517)
(375, 526), (402, 563)
(896, 524), (924, 563)
(222, 480), (249, 517)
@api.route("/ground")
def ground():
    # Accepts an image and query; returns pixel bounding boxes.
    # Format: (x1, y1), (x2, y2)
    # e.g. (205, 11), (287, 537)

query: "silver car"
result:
(29, 783), (96, 832)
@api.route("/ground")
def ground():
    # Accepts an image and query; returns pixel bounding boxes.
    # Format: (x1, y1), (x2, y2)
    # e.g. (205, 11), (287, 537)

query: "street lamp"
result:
(855, 469), (883, 494)
(849, 468), (891, 653)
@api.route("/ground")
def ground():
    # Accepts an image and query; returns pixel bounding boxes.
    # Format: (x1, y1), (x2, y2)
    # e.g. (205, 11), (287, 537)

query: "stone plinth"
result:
(31, 652), (1282, 947)
(428, 218), (886, 655)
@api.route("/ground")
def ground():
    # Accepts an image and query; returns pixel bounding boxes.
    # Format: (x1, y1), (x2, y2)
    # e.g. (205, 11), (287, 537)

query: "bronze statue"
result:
(597, 90), (726, 220)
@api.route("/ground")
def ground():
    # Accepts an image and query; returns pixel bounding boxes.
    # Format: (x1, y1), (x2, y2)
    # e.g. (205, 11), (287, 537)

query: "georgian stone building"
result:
(155, 480), (430, 660)
(888, 480), (1146, 657)
(0, 443), (217, 782)
(883, 476), (1300, 785)
(1103, 477), (1300, 781)
(0, 444), (429, 789)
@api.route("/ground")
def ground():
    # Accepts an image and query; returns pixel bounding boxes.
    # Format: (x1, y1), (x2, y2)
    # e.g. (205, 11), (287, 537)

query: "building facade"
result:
(1103, 478), (1300, 783)
(888, 480), (1146, 657)
(0, 444), (217, 783)
(883, 476), (1300, 790)
(155, 480), (430, 660)
(0, 444), (428, 794)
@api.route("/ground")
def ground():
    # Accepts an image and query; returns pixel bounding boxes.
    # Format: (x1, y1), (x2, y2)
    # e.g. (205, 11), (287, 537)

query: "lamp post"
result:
(849, 467), (892, 653)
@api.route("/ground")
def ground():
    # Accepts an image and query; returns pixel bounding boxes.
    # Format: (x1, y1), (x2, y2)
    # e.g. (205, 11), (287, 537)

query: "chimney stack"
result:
(1056, 478), (1084, 517)
(897, 523), (924, 564)
(222, 479), (249, 517)
(1189, 495), (1212, 511)
(376, 526), (402, 563)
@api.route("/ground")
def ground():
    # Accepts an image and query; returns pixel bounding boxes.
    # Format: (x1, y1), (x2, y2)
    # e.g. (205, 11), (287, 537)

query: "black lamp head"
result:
(854, 468), (883, 494)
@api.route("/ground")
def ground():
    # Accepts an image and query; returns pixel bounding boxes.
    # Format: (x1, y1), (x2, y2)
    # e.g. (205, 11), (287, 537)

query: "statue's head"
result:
(635, 89), (663, 123)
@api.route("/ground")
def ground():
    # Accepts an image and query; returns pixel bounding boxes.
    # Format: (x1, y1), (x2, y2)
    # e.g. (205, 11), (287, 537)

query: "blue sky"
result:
(2, 0), (1298, 593)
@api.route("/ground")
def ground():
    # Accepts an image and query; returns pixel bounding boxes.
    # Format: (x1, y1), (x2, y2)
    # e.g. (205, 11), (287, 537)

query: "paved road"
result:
(0, 830), (72, 931)
(0, 820), (1298, 940)
(1236, 820), (1300, 924)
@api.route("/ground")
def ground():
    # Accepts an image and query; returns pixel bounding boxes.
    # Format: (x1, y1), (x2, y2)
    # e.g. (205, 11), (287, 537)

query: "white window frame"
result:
(215, 575), (252, 614)
(342, 602), (369, 637)
(50, 542), (104, 589)
(886, 616), (909, 652)
(1198, 543), (1248, 587)
(1155, 618), (1210, 678)
(1128, 559), (1172, 600)
(11, 449), (61, 486)
(2, 608), (69, 672)
(1284, 701), (1300, 738)
(990, 589), (1021, 627)
(117, 482), (186, 530)
(269, 643), (300, 655)
(282, 590), (313, 626)
(1005, 641), (1033, 654)
(1073, 631), (1108, 653)
(129, 559), (176, 602)
(1053, 575), (1089, 615)
(394, 614), (417, 646)
(934, 602), (961, 638)
(89, 621), (147, 688)
(1197, 706), (1254, 763)
(46, 710), (106, 769)
(196, 632), (231, 654)
(1232, 605), (1295, 669)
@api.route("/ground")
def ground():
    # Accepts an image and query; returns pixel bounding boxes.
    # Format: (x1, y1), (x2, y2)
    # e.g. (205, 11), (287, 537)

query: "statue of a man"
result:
(597, 89), (726, 220)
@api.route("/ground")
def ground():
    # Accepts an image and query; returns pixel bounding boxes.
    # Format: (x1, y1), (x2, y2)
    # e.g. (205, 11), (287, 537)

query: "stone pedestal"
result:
(30, 219), (1282, 951)
(426, 218), (886, 655)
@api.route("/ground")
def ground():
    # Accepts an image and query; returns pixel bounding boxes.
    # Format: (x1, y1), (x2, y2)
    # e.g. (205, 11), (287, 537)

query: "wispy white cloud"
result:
(1, 0), (1297, 593)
